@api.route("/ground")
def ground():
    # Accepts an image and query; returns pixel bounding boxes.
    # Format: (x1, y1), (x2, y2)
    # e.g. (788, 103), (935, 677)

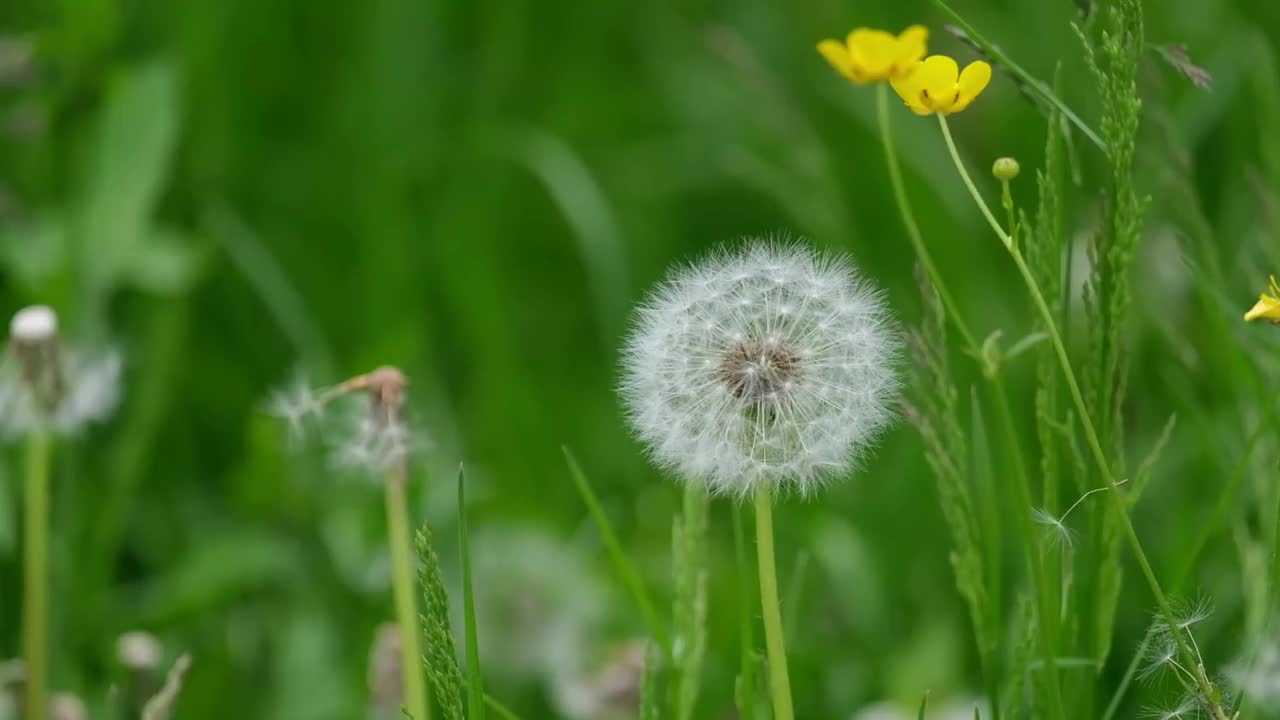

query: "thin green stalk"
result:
(937, 114), (1228, 719)
(753, 486), (793, 720)
(23, 429), (51, 720)
(878, 83), (980, 355)
(563, 446), (671, 657)
(732, 504), (757, 720)
(386, 462), (430, 720)
(880, 81), (1035, 720)
(457, 465), (485, 720)
(928, 0), (1107, 154)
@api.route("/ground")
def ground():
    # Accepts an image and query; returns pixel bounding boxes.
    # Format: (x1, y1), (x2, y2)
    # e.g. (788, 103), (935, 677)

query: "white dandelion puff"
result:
(1229, 635), (1280, 710)
(0, 305), (123, 437)
(620, 240), (899, 498)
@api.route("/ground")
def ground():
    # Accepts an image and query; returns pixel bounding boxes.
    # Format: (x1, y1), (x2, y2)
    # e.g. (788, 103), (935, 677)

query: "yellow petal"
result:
(916, 55), (960, 112)
(817, 39), (856, 80)
(848, 28), (898, 79)
(954, 61), (993, 110)
(1244, 295), (1280, 322)
(889, 61), (931, 113)
(896, 25), (929, 63)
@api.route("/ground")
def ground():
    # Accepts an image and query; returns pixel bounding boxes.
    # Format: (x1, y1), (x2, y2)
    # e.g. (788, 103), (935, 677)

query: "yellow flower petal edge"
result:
(816, 25), (929, 85)
(890, 55), (992, 115)
(1244, 275), (1280, 323)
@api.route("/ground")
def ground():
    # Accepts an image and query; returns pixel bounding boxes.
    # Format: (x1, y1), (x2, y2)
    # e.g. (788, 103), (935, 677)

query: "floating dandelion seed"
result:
(0, 306), (122, 437)
(620, 240), (899, 498)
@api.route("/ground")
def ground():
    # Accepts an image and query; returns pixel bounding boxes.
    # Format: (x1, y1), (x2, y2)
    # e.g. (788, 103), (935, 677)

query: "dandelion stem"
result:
(753, 486), (794, 720)
(22, 428), (51, 720)
(937, 114), (1228, 719)
(733, 503), (757, 720)
(385, 461), (430, 720)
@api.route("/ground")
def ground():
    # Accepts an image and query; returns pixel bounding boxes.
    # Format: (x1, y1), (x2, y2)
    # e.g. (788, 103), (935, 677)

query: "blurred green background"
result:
(1, 0), (1278, 717)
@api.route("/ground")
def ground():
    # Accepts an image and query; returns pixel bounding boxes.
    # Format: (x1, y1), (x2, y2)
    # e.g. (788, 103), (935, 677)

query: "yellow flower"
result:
(1244, 275), (1280, 323)
(889, 55), (992, 115)
(817, 25), (928, 84)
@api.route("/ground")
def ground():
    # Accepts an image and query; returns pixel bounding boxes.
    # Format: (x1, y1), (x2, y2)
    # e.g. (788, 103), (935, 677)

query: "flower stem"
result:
(936, 114), (1226, 717)
(753, 486), (793, 720)
(879, 82), (1033, 720)
(878, 83), (980, 354)
(23, 428), (50, 720)
(386, 462), (430, 720)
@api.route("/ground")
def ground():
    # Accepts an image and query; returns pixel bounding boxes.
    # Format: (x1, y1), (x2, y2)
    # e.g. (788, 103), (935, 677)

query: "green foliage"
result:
(904, 270), (994, 678)
(416, 526), (465, 720)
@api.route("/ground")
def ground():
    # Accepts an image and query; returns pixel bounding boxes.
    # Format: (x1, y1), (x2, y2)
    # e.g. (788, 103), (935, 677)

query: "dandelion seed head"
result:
(620, 240), (899, 497)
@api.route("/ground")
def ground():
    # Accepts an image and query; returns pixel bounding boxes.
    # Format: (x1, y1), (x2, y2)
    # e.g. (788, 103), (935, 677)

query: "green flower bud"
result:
(992, 157), (1021, 181)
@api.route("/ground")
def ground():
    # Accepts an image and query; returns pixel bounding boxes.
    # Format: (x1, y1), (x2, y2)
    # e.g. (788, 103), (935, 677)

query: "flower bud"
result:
(992, 157), (1021, 181)
(10, 305), (57, 344)
(117, 630), (164, 672)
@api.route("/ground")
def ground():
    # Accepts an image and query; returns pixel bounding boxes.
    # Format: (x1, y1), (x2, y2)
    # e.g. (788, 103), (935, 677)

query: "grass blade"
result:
(457, 464), (485, 720)
(562, 445), (671, 657)
(929, 0), (1106, 154)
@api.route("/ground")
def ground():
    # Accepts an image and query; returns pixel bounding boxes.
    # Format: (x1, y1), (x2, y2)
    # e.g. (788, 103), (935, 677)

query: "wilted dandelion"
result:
(0, 305), (122, 436)
(620, 240), (899, 498)
(267, 364), (429, 720)
(268, 366), (423, 474)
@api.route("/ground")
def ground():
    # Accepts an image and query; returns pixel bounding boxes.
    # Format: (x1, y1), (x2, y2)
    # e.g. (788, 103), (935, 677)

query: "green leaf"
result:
(918, 691), (930, 720)
(77, 62), (185, 302)
(458, 464), (485, 720)
(563, 446), (670, 656)
(122, 228), (203, 294)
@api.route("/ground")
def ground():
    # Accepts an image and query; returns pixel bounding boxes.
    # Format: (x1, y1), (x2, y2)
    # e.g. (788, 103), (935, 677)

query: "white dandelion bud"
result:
(0, 305), (122, 436)
(620, 240), (899, 498)
(117, 630), (164, 672)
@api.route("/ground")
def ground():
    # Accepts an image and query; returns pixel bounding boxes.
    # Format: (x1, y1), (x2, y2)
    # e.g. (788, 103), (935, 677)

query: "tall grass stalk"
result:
(386, 460), (430, 720)
(753, 486), (793, 720)
(936, 113), (1231, 720)
(457, 465), (485, 720)
(22, 428), (51, 720)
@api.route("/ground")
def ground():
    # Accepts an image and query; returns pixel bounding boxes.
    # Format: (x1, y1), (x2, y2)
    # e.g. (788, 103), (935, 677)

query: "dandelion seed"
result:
(267, 373), (324, 442)
(817, 26), (929, 85)
(1140, 698), (1198, 720)
(890, 55), (992, 116)
(1031, 507), (1075, 550)
(620, 240), (899, 498)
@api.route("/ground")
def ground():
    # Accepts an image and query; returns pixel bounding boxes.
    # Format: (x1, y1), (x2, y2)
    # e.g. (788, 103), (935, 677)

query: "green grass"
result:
(1, 0), (1279, 717)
